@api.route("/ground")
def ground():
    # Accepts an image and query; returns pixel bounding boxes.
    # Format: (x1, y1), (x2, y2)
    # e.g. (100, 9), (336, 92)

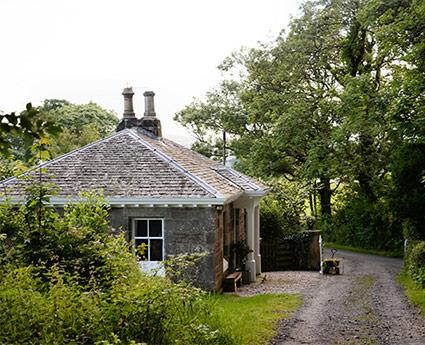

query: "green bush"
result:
(260, 181), (305, 240)
(321, 196), (403, 251)
(389, 144), (425, 241)
(0, 187), (236, 345)
(405, 241), (425, 287)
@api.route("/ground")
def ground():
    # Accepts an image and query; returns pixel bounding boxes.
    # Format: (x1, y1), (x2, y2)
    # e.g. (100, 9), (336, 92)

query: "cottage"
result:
(0, 88), (267, 290)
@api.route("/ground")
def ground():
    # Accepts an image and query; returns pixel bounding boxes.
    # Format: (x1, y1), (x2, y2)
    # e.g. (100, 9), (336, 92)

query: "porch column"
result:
(245, 202), (257, 282)
(254, 205), (261, 274)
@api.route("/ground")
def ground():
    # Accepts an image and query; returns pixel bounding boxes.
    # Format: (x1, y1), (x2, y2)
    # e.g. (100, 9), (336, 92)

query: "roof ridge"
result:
(0, 130), (128, 187)
(126, 130), (223, 198)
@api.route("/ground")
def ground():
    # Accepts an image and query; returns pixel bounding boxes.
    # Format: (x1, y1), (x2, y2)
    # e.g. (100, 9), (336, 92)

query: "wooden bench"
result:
(223, 272), (243, 292)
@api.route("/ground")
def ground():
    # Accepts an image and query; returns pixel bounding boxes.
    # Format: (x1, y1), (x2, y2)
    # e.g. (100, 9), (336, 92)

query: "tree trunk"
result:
(318, 178), (332, 217)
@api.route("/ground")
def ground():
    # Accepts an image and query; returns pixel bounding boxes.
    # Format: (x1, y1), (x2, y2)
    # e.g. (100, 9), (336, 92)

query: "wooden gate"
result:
(261, 231), (321, 271)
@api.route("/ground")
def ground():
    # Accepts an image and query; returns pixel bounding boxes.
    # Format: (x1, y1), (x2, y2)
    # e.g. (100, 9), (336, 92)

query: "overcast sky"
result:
(0, 0), (302, 146)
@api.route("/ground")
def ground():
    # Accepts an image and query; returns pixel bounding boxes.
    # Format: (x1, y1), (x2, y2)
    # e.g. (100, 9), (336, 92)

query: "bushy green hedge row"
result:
(0, 188), (236, 345)
(0, 265), (233, 345)
(405, 241), (425, 288)
(321, 196), (403, 252)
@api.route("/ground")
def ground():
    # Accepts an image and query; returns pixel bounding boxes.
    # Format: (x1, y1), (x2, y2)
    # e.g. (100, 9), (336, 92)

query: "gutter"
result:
(0, 196), (227, 207)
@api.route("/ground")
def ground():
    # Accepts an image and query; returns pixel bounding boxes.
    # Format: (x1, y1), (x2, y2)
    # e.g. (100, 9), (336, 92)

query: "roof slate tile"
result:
(0, 128), (267, 201)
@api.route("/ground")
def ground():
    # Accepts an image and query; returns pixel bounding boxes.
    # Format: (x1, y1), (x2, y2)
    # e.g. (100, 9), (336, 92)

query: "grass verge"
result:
(210, 293), (302, 345)
(397, 272), (425, 315)
(325, 242), (403, 258)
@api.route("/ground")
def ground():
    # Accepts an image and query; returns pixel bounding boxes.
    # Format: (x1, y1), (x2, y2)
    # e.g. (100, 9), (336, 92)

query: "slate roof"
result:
(0, 127), (267, 204)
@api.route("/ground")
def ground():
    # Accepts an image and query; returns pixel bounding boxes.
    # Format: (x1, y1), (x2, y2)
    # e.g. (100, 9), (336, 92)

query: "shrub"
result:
(405, 241), (425, 287)
(389, 143), (425, 241)
(260, 180), (305, 240)
(321, 196), (403, 251)
(0, 187), (236, 345)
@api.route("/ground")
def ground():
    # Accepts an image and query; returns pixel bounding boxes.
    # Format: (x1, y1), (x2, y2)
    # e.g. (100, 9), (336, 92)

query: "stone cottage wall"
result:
(109, 206), (217, 290)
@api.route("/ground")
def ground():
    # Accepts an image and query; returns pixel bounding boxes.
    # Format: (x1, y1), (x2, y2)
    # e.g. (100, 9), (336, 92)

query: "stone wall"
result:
(109, 206), (217, 291)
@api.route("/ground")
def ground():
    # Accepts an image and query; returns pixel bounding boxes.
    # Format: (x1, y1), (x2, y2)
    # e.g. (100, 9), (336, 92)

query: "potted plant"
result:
(231, 240), (253, 284)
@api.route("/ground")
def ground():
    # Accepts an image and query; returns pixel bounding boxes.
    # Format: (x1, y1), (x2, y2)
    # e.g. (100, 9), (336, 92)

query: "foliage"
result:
(45, 102), (118, 157)
(230, 240), (252, 269)
(0, 157), (27, 181)
(321, 195), (403, 251)
(389, 143), (425, 240)
(175, 0), (425, 256)
(324, 242), (403, 258)
(405, 241), (425, 287)
(0, 187), (236, 345)
(209, 293), (302, 345)
(1, 100), (118, 180)
(260, 180), (306, 240)
(0, 103), (61, 157)
(164, 252), (208, 285)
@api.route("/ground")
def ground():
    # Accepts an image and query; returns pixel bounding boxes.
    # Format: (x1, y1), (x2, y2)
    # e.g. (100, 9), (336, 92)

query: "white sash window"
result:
(132, 218), (164, 275)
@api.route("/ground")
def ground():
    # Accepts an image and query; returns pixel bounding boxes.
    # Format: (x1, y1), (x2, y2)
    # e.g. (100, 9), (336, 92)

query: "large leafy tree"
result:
(44, 101), (118, 157)
(176, 0), (422, 225)
(1, 101), (118, 180)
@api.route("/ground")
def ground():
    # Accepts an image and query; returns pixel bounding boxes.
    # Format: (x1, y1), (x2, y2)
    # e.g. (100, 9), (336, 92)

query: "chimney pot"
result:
(141, 90), (162, 137)
(122, 87), (135, 118)
(143, 91), (156, 117)
(116, 87), (138, 131)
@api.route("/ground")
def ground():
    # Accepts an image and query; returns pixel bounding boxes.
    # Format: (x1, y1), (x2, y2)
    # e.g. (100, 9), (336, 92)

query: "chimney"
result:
(140, 91), (162, 137)
(116, 87), (138, 131)
(123, 87), (135, 118)
(144, 91), (156, 117)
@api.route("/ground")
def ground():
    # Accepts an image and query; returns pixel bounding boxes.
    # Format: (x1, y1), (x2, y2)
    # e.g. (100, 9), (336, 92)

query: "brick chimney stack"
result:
(140, 91), (162, 137)
(143, 91), (156, 117)
(116, 87), (138, 131)
(123, 87), (135, 118)
(116, 87), (162, 137)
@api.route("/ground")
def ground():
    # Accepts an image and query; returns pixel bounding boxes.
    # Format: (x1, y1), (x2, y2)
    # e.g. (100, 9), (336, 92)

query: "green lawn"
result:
(398, 272), (425, 315)
(211, 293), (302, 345)
(325, 242), (404, 258)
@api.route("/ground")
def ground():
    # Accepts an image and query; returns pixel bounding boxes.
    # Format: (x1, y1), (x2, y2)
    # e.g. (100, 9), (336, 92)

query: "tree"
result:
(1, 101), (118, 175)
(176, 0), (423, 244)
(174, 80), (246, 164)
(0, 103), (60, 157)
(45, 102), (118, 157)
(177, 0), (396, 217)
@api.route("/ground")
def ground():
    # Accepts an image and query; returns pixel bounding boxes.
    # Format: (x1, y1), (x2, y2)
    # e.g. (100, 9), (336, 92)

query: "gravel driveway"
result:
(238, 250), (425, 345)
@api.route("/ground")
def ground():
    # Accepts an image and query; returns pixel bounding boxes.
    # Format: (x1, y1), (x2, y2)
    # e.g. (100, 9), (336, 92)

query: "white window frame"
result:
(132, 218), (165, 262)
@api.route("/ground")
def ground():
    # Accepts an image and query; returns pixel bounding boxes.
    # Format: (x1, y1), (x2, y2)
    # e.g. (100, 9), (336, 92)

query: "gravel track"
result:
(237, 250), (425, 345)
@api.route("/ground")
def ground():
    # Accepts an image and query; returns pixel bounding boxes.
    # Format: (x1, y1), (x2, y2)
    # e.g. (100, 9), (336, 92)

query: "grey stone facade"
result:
(109, 206), (217, 290)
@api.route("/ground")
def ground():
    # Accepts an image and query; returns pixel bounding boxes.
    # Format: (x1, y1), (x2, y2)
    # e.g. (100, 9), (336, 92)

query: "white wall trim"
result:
(0, 196), (226, 207)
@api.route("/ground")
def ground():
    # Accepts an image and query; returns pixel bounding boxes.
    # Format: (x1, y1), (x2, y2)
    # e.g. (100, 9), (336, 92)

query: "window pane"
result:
(149, 220), (162, 237)
(150, 239), (163, 261)
(135, 239), (148, 260)
(135, 220), (147, 237)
